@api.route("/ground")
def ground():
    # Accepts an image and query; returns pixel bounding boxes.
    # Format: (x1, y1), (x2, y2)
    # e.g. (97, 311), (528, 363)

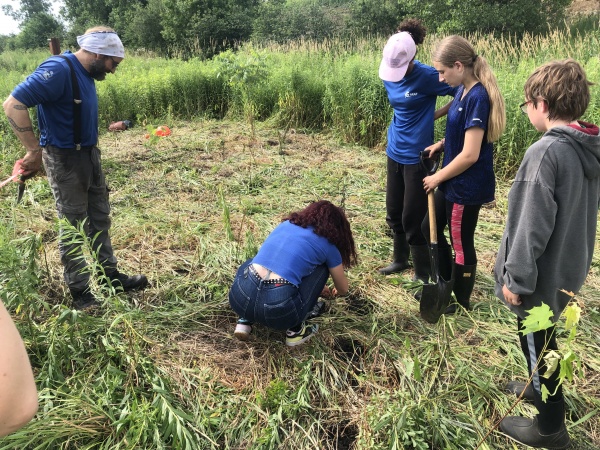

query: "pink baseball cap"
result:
(379, 32), (416, 82)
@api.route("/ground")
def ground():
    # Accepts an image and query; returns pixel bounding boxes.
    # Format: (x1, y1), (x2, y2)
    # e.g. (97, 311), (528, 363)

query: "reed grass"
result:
(2, 27), (600, 181)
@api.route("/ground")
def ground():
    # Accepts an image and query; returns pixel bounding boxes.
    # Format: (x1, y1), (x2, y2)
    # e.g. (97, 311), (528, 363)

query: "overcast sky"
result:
(0, 1), (20, 35)
(0, 0), (64, 36)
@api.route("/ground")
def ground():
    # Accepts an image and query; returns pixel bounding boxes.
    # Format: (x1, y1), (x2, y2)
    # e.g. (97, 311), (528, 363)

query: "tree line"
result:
(1, 0), (573, 58)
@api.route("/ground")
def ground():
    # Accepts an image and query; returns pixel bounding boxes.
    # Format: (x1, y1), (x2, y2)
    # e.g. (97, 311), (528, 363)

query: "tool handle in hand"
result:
(428, 190), (437, 245)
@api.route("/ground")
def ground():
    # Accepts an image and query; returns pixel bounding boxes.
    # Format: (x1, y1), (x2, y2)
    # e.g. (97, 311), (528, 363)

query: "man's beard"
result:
(89, 59), (108, 81)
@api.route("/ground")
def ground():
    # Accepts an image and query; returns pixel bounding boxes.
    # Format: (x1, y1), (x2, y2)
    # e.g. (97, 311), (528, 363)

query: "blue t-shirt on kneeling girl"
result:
(252, 220), (342, 287)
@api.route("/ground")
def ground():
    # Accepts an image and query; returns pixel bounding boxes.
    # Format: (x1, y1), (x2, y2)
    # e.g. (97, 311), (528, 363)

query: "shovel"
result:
(418, 150), (454, 324)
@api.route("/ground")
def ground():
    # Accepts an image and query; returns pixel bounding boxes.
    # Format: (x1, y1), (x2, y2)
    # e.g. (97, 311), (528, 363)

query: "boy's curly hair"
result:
(283, 200), (358, 268)
(398, 18), (426, 46)
(524, 59), (594, 122)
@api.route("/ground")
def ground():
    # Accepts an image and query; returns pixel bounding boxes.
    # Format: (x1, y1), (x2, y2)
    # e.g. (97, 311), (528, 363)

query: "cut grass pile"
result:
(0, 120), (598, 449)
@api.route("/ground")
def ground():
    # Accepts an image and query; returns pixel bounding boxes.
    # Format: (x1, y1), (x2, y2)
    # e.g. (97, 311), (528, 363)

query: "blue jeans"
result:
(228, 259), (329, 330)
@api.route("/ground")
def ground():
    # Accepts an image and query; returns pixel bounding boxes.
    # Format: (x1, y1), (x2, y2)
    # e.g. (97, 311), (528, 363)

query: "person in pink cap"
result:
(378, 19), (456, 290)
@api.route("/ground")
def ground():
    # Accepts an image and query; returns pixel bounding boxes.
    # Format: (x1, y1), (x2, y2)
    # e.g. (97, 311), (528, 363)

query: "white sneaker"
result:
(234, 323), (252, 341)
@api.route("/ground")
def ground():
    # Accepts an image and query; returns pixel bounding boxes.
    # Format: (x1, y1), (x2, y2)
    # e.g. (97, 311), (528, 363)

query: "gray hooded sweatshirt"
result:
(495, 124), (600, 321)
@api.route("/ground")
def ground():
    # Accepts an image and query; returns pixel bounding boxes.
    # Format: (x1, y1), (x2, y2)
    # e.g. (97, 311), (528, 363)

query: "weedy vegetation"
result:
(0, 28), (598, 449)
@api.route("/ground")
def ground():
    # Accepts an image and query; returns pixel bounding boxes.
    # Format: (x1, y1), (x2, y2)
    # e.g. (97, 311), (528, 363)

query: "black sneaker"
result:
(104, 271), (149, 292)
(285, 323), (318, 347)
(71, 290), (100, 310)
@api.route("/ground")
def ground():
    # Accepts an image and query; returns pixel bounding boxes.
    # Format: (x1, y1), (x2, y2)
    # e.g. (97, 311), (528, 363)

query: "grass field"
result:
(0, 118), (598, 449)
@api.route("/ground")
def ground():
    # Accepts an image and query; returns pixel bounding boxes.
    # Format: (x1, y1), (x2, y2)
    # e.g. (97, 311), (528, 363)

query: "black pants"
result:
(518, 318), (562, 402)
(385, 157), (428, 246)
(422, 189), (481, 265)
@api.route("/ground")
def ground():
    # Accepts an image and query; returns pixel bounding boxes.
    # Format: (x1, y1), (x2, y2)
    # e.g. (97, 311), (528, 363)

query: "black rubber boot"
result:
(103, 270), (149, 292)
(500, 397), (570, 449)
(379, 233), (410, 275)
(445, 263), (476, 314)
(70, 288), (100, 310)
(410, 245), (430, 283)
(438, 247), (453, 282)
(504, 380), (535, 402)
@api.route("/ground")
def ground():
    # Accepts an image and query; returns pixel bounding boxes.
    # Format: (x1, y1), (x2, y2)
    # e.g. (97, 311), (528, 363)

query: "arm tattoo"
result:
(13, 104), (27, 110)
(7, 117), (33, 133)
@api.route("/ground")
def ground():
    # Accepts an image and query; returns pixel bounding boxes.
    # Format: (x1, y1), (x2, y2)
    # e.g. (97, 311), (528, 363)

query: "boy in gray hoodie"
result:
(494, 59), (600, 449)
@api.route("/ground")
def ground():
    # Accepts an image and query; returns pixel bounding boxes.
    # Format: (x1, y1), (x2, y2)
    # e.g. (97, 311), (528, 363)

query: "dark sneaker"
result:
(285, 323), (318, 347)
(234, 323), (252, 341)
(504, 380), (535, 402)
(305, 301), (326, 320)
(500, 416), (570, 449)
(71, 290), (100, 310)
(104, 271), (148, 292)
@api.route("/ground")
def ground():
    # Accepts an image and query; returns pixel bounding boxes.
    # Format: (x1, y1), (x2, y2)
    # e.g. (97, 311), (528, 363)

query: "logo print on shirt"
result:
(41, 70), (54, 80)
(472, 118), (482, 122)
(405, 91), (418, 98)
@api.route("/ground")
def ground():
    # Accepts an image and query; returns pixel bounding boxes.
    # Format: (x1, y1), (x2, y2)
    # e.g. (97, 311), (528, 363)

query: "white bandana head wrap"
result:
(77, 31), (125, 58)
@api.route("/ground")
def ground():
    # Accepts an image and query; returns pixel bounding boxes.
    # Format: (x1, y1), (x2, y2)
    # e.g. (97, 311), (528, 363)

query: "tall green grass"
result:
(2, 27), (600, 179)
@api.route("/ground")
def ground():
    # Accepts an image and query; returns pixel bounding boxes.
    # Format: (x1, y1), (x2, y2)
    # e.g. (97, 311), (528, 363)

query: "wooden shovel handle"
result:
(428, 190), (438, 245)
(48, 37), (61, 56)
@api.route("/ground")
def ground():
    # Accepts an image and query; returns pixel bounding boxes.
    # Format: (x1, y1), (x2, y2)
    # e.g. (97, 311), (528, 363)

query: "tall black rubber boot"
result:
(410, 245), (430, 283)
(411, 245), (431, 300)
(445, 263), (476, 314)
(438, 246), (453, 281)
(379, 233), (410, 275)
(500, 397), (570, 449)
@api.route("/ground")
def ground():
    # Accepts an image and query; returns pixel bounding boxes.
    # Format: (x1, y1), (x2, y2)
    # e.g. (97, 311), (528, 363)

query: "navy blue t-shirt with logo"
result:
(11, 51), (99, 149)
(439, 83), (495, 205)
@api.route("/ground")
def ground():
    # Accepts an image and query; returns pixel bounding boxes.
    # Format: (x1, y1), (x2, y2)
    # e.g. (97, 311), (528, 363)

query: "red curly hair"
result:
(283, 200), (358, 268)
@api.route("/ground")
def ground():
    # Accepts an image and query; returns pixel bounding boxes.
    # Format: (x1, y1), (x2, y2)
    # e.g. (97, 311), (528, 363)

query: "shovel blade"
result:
(419, 277), (454, 324)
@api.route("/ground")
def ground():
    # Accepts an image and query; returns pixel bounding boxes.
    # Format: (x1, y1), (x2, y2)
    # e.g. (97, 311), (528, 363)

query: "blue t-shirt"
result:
(440, 83), (495, 205)
(384, 61), (456, 165)
(252, 220), (342, 287)
(11, 51), (99, 148)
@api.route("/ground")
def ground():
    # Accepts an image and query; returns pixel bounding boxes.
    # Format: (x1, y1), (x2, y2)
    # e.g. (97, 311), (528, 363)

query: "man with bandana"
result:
(3, 26), (148, 310)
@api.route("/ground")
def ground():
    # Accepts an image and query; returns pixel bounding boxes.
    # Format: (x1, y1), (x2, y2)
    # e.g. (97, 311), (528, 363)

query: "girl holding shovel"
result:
(422, 35), (506, 313)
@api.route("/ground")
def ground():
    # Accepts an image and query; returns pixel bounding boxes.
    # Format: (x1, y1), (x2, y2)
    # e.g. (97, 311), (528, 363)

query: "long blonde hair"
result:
(432, 35), (506, 143)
